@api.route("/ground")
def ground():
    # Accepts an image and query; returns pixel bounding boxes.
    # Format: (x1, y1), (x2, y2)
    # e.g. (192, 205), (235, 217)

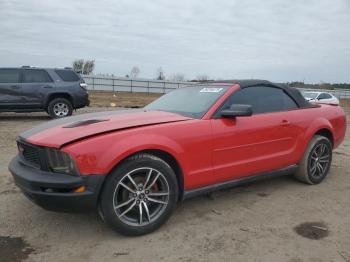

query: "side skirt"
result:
(183, 164), (298, 200)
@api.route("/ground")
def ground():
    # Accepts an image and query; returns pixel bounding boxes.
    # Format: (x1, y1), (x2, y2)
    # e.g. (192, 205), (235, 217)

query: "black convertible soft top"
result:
(210, 79), (312, 108)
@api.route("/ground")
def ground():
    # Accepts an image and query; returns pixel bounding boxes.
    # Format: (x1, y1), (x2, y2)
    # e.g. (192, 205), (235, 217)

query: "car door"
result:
(0, 69), (22, 109)
(20, 69), (55, 108)
(210, 86), (300, 183)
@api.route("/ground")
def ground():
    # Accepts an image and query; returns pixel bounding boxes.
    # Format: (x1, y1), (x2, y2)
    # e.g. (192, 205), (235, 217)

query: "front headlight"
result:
(46, 148), (80, 176)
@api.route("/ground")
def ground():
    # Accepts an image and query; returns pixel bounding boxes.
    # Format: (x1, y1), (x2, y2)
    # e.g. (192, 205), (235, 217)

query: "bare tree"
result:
(196, 74), (209, 81)
(169, 73), (186, 81)
(72, 59), (84, 73)
(130, 66), (140, 78)
(72, 59), (95, 75)
(156, 67), (165, 80)
(83, 60), (95, 75)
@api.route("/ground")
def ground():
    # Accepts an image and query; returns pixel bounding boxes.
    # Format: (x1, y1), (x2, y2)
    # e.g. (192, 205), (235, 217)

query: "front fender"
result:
(63, 131), (187, 176)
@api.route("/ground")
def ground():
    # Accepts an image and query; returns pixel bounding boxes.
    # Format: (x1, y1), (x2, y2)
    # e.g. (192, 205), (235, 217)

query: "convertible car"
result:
(9, 80), (346, 235)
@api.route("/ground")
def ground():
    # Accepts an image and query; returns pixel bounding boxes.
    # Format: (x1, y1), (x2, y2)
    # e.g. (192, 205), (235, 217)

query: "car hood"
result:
(20, 110), (192, 148)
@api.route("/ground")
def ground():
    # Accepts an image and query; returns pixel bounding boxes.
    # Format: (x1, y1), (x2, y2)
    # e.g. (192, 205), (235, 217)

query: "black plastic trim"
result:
(183, 165), (298, 200)
(9, 155), (105, 212)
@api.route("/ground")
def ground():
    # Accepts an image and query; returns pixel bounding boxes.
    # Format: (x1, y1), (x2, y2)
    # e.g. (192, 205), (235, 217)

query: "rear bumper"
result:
(74, 92), (90, 108)
(9, 156), (105, 212)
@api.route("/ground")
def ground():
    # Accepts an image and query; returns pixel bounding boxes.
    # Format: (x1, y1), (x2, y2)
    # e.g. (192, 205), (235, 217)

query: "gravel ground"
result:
(0, 107), (349, 262)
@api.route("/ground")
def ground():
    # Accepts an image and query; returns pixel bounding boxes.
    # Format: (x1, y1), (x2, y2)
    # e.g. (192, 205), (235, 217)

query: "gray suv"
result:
(0, 67), (90, 118)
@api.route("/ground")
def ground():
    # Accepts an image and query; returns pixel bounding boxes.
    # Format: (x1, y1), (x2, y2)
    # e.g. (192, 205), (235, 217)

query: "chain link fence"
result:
(82, 75), (197, 94)
(82, 75), (350, 99)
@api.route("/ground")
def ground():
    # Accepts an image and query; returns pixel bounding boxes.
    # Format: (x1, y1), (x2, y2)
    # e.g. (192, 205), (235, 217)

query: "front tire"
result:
(47, 98), (73, 118)
(295, 135), (332, 184)
(99, 154), (178, 236)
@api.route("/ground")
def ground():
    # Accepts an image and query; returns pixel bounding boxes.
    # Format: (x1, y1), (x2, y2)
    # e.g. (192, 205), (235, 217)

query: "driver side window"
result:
(222, 86), (298, 114)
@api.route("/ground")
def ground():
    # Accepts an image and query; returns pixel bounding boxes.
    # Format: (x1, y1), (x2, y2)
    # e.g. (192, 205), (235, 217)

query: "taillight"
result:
(80, 82), (88, 91)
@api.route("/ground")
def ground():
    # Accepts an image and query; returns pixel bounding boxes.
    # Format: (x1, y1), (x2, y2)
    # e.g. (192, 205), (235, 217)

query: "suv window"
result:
(222, 86), (298, 114)
(22, 69), (52, 83)
(318, 93), (332, 99)
(0, 69), (20, 83)
(55, 70), (80, 82)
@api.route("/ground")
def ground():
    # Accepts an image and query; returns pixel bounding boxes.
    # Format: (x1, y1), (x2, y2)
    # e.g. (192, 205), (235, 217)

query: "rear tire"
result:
(294, 135), (332, 184)
(47, 98), (73, 118)
(99, 153), (178, 236)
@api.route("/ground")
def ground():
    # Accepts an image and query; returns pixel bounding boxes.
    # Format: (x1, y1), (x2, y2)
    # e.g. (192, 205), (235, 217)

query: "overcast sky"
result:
(0, 0), (349, 83)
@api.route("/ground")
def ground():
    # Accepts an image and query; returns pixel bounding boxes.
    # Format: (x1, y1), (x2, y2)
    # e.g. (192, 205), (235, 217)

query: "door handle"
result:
(280, 119), (290, 126)
(43, 85), (53, 88)
(10, 85), (21, 89)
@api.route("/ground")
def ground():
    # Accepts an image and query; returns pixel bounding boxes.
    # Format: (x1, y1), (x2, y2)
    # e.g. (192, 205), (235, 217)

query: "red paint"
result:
(25, 85), (347, 191)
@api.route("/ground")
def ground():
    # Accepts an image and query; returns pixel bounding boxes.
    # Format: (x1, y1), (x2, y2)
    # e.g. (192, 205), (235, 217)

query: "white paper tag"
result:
(199, 88), (223, 93)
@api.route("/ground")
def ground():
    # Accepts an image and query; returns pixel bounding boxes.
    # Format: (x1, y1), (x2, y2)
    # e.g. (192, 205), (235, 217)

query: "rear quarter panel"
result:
(292, 104), (346, 162)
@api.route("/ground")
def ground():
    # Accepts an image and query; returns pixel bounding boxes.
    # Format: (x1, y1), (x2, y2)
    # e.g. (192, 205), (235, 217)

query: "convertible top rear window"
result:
(145, 86), (229, 118)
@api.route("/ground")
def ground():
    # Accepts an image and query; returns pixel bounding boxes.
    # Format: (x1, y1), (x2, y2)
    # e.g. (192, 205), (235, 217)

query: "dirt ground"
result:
(89, 91), (162, 108)
(0, 101), (349, 262)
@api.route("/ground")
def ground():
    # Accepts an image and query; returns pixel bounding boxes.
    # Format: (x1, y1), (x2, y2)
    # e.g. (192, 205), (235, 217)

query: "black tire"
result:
(99, 153), (178, 236)
(47, 98), (73, 118)
(294, 135), (332, 184)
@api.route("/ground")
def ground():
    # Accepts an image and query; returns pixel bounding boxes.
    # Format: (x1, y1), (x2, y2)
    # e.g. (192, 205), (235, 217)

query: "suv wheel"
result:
(294, 135), (332, 184)
(47, 98), (73, 118)
(99, 154), (178, 236)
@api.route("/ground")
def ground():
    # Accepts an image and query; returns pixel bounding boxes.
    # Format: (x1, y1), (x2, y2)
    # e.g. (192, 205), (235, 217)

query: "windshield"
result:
(145, 86), (229, 118)
(303, 92), (319, 99)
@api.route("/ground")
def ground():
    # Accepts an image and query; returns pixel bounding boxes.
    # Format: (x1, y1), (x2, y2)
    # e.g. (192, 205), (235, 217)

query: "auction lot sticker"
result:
(200, 88), (223, 93)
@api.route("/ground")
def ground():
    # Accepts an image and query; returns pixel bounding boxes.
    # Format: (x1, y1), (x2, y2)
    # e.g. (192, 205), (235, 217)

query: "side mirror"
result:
(221, 104), (252, 118)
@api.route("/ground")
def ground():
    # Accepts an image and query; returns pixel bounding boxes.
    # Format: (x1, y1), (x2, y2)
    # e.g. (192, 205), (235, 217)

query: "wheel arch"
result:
(296, 119), (335, 163)
(45, 92), (74, 108)
(102, 148), (185, 201)
(304, 118), (335, 148)
(314, 128), (334, 147)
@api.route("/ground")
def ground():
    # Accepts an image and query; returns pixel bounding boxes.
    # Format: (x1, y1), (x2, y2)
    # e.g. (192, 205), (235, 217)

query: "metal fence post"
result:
(112, 78), (115, 93)
(163, 82), (166, 93)
(92, 77), (95, 90)
(147, 81), (150, 94)
(131, 80), (133, 93)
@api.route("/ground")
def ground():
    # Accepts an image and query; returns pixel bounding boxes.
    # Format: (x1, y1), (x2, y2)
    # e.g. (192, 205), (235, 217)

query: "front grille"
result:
(17, 141), (41, 168)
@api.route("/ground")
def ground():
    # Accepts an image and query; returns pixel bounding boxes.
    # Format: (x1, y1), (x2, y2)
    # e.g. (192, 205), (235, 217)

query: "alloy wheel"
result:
(308, 143), (331, 179)
(53, 102), (69, 117)
(113, 167), (170, 226)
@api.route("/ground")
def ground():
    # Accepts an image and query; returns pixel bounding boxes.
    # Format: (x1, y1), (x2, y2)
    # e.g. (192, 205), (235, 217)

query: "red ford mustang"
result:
(9, 80), (346, 235)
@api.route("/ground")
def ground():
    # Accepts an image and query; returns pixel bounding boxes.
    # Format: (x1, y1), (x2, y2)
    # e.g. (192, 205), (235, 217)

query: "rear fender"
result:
(44, 92), (75, 107)
(299, 118), (334, 158)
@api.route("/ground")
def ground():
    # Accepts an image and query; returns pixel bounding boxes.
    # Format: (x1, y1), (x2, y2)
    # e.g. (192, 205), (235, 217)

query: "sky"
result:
(0, 0), (349, 83)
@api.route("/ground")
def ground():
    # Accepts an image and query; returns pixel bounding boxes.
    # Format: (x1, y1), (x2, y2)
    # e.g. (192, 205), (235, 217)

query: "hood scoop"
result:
(63, 119), (109, 128)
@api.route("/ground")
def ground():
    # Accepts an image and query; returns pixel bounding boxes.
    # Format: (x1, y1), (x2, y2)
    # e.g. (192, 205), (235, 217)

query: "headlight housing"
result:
(46, 148), (80, 176)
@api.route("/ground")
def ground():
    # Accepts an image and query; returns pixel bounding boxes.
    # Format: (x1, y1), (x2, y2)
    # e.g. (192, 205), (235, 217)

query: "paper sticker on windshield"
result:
(200, 88), (223, 93)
